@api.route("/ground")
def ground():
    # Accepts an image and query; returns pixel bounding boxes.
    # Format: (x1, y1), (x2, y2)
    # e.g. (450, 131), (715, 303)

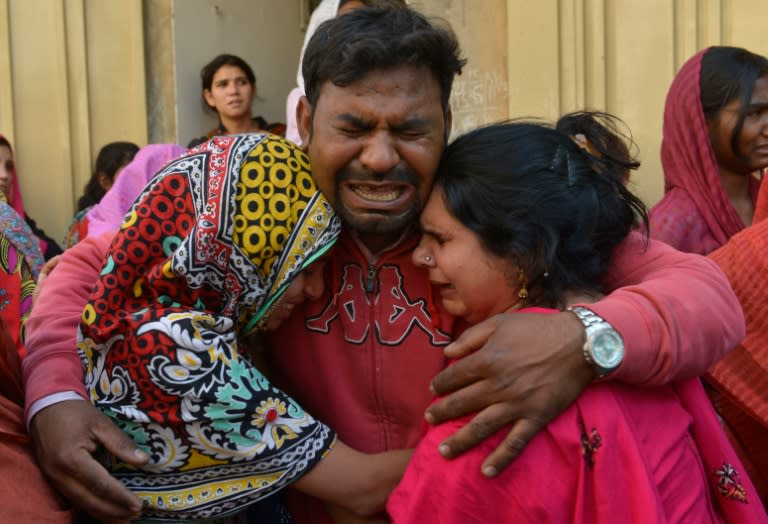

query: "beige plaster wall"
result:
(145, 0), (178, 145)
(412, 0), (510, 138)
(505, 0), (768, 208)
(413, 0), (768, 208)
(0, 0), (147, 242)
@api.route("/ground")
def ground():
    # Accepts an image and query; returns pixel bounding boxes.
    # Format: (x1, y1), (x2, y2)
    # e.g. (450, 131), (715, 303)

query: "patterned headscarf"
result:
(86, 144), (187, 238)
(0, 194), (44, 279)
(78, 134), (340, 519)
(649, 49), (761, 254)
(0, 194), (43, 353)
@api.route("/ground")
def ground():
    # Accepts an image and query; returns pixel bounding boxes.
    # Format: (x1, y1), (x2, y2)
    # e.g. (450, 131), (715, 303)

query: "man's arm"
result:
(23, 235), (110, 413)
(425, 232), (744, 475)
(23, 233), (148, 521)
(589, 231), (744, 385)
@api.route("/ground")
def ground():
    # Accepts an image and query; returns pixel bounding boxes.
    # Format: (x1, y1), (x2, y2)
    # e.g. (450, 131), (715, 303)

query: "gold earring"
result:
(518, 270), (529, 301)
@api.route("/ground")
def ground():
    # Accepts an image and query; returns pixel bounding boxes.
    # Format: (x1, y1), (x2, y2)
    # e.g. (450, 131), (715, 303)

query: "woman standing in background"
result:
(187, 54), (285, 148)
(649, 46), (767, 254)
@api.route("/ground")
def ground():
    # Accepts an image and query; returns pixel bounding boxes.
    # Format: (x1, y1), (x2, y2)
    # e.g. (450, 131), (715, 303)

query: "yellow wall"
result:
(505, 0), (768, 207)
(0, 0), (146, 242)
(412, 0), (510, 137)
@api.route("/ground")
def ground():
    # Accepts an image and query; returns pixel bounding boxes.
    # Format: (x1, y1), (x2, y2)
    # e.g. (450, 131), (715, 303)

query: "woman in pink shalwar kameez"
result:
(388, 114), (767, 523)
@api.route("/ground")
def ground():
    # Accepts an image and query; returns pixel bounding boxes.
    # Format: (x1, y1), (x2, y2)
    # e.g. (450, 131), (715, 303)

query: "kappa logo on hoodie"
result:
(306, 263), (451, 346)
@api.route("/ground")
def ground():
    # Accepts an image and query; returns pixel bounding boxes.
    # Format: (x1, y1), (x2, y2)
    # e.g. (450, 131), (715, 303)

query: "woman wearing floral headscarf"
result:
(0, 190), (44, 357)
(77, 133), (408, 521)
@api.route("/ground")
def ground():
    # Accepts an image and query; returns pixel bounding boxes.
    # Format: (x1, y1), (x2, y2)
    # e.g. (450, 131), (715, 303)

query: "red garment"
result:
(577, 231), (744, 387)
(0, 211), (40, 356)
(0, 321), (73, 523)
(649, 48), (761, 255)
(707, 179), (768, 507)
(387, 309), (766, 523)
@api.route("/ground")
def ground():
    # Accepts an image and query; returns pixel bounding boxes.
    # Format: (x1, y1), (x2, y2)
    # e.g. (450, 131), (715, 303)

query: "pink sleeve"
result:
(580, 231), (745, 386)
(22, 233), (114, 420)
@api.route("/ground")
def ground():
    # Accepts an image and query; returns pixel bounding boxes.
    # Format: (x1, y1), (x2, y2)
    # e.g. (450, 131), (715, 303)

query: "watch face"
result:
(591, 330), (624, 369)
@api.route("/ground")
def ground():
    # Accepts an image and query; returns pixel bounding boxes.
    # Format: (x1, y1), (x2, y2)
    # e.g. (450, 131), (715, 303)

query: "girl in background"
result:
(187, 54), (285, 148)
(64, 141), (139, 248)
(77, 144), (186, 243)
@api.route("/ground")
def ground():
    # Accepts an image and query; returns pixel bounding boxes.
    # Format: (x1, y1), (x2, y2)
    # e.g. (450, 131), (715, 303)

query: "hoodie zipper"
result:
(365, 265), (376, 293)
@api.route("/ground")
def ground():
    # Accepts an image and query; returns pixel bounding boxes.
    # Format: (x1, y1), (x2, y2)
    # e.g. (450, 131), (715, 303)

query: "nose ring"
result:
(424, 255), (432, 263)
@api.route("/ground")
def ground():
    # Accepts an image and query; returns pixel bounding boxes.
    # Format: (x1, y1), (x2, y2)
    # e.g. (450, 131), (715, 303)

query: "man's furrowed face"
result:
(298, 65), (450, 250)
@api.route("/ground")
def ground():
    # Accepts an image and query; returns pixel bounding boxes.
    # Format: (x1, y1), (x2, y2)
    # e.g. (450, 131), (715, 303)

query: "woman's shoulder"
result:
(649, 190), (708, 249)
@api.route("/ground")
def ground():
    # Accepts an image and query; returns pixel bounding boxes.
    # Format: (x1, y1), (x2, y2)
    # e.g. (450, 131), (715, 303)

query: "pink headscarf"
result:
(649, 48), (760, 254)
(86, 144), (186, 237)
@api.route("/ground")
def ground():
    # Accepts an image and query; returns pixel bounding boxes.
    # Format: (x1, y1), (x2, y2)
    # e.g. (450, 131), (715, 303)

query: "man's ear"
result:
(444, 105), (453, 144)
(297, 95), (312, 149)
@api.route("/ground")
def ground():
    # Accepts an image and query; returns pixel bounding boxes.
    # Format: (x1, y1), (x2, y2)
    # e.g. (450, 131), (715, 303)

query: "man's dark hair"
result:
(302, 7), (465, 113)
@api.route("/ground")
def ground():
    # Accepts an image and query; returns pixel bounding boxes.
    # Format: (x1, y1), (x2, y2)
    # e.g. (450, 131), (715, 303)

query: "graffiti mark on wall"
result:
(450, 68), (509, 136)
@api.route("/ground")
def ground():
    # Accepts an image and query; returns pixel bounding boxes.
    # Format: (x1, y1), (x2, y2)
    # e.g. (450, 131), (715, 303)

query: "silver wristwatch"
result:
(568, 306), (624, 377)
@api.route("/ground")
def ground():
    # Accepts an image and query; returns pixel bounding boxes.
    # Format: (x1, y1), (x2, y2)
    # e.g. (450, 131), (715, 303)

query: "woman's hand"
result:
(295, 442), (412, 517)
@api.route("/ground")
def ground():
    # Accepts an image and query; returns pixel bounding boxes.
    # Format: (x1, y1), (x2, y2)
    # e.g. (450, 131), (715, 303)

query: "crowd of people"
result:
(1, 1), (766, 523)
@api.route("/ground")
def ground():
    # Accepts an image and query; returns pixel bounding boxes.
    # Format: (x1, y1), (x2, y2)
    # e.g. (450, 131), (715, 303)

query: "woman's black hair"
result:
(199, 54), (256, 113)
(76, 142), (139, 212)
(435, 111), (647, 308)
(700, 46), (768, 158)
(555, 111), (640, 178)
(338, 0), (407, 9)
